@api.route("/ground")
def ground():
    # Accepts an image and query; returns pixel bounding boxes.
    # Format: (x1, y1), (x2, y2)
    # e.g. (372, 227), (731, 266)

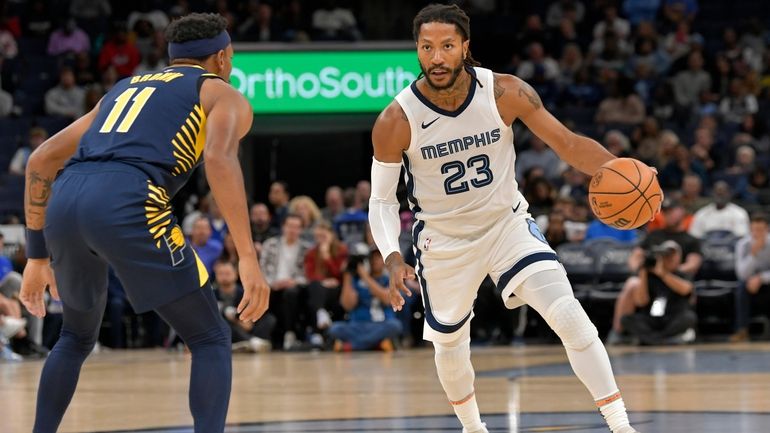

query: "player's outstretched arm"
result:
(200, 78), (268, 322)
(20, 104), (100, 317)
(494, 73), (615, 176)
(369, 101), (415, 311)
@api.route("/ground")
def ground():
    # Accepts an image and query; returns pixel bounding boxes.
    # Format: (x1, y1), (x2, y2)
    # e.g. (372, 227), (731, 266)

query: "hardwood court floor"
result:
(1, 343), (769, 432)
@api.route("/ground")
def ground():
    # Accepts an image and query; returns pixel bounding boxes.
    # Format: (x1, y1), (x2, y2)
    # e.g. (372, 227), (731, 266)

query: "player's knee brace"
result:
(434, 338), (472, 382)
(545, 295), (598, 352)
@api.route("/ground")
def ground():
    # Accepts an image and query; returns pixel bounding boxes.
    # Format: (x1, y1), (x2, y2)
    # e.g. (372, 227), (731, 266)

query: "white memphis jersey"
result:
(396, 67), (526, 236)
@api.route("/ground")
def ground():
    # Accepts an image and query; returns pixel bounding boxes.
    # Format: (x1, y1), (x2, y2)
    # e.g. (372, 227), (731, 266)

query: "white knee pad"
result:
(545, 295), (598, 351)
(434, 338), (472, 382)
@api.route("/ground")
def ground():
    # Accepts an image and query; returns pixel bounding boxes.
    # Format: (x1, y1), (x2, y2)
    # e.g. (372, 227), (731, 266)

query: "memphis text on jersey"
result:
(420, 128), (501, 161)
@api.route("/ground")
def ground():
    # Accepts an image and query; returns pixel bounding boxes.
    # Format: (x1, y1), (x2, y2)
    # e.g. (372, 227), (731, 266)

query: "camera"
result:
(346, 242), (371, 273)
(643, 247), (663, 269)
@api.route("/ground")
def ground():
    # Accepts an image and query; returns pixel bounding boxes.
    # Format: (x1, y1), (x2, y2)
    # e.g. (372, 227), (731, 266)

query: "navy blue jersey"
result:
(68, 65), (221, 198)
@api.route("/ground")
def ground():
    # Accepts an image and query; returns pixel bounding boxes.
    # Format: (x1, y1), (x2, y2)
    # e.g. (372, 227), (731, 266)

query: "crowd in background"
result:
(3, 0), (770, 359)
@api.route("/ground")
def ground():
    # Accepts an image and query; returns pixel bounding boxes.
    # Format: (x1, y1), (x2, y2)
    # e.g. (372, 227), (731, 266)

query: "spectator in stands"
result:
(8, 127), (47, 176)
(213, 260), (274, 353)
(562, 66), (603, 106)
(659, 143), (707, 190)
(584, 219), (639, 244)
(45, 67), (85, 120)
(620, 240), (697, 345)
(311, 0), (361, 41)
(558, 43), (583, 87)
(631, 117), (662, 164)
(127, 2), (169, 33)
(747, 167), (770, 205)
(0, 26), (17, 59)
(304, 220), (348, 345)
(608, 198), (702, 344)
(268, 181), (291, 230)
(720, 78), (759, 125)
(663, 0), (698, 25)
(559, 166), (590, 202)
(689, 127), (718, 172)
(595, 76), (646, 126)
(47, 18), (90, 56)
(250, 202), (279, 246)
(355, 180), (371, 212)
(517, 42), (560, 83)
(69, 0), (111, 37)
(590, 29), (630, 71)
(0, 85), (12, 117)
(672, 51), (711, 117)
(730, 213), (770, 342)
(237, 1), (281, 42)
(593, 4), (630, 42)
(604, 129), (632, 157)
(334, 188), (369, 246)
(206, 195), (228, 244)
(679, 173), (710, 214)
(23, 0), (53, 40)
(278, 0), (311, 42)
(515, 135), (563, 184)
(189, 216), (223, 276)
(134, 48), (168, 74)
(329, 247), (401, 352)
(544, 211), (569, 249)
(260, 214), (310, 350)
(551, 17), (583, 57)
(688, 181), (750, 239)
(289, 195), (322, 244)
(627, 36), (670, 78)
(523, 176), (556, 218)
(546, 0), (586, 28)
(515, 14), (551, 57)
(73, 52), (97, 86)
(98, 22), (140, 78)
(623, 1), (662, 26)
(322, 185), (344, 222)
(130, 18), (159, 61)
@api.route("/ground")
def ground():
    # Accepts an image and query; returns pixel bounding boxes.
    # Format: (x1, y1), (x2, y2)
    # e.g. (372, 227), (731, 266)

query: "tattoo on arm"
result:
(518, 81), (542, 110)
(493, 76), (506, 100)
(28, 171), (53, 213)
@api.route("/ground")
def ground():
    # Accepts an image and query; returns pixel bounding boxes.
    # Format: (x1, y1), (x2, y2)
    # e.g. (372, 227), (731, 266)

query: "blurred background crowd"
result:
(2, 0), (770, 360)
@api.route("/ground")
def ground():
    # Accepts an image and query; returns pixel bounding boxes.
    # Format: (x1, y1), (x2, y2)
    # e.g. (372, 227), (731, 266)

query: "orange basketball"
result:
(588, 158), (663, 230)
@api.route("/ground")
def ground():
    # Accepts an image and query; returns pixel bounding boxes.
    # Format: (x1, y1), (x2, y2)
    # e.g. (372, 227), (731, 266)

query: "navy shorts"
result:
(45, 162), (209, 313)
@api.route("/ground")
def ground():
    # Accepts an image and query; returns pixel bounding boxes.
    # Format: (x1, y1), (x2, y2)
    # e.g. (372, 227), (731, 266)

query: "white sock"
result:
(597, 392), (631, 432)
(434, 339), (484, 432)
(452, 392), (484, 432)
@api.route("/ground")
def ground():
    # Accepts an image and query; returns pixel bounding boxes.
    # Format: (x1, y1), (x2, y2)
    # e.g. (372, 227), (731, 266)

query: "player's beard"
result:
(420, 61), (465, 91)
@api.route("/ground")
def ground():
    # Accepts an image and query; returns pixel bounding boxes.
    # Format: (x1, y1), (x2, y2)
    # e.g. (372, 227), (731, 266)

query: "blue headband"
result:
(168, 31), (230, 59)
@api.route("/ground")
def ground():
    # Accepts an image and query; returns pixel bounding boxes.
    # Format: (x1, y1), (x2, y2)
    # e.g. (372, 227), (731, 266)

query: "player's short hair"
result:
(164, 13), (228, 60)
(412, 4), (481, 67)
(413, 3), (470, 41)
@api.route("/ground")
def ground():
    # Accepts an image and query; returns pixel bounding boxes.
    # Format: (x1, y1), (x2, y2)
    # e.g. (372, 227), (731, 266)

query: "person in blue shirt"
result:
(584, 219), (639, 244)
(329, 247), (402, 351)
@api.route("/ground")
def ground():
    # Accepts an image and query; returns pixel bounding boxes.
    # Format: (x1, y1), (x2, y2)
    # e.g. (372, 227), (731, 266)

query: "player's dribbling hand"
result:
(237, 256), (270, 323)
(19, 258), (59, 318)
(385, 253), (415, 312)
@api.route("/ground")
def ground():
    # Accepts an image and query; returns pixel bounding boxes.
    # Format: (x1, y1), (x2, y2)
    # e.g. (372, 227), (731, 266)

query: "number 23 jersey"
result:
(395, 66), (525, 236)
(68, 65), (222, 197)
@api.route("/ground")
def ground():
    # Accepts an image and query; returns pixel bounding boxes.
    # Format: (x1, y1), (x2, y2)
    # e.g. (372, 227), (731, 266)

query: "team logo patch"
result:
(527, 219), (547, 244)
(164, 226), (186, 266)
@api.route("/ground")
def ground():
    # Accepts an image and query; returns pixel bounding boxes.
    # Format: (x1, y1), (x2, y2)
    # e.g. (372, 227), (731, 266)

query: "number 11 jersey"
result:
(69, 65), (222, 197)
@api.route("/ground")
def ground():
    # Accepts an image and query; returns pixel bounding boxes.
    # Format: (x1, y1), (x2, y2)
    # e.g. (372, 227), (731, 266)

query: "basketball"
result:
(588, 158), (663, 230)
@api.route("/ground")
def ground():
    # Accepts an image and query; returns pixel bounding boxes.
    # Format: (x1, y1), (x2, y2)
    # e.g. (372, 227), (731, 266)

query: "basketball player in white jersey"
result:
(368, 4), (645, 433)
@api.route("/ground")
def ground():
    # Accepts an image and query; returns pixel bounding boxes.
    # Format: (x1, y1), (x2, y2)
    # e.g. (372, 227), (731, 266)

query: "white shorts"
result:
(413, 209), (561, 344)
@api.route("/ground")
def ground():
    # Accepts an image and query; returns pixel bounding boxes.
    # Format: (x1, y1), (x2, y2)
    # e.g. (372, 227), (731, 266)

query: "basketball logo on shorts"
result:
(527, 219), (547, 244)
(164, 226), (186, 266)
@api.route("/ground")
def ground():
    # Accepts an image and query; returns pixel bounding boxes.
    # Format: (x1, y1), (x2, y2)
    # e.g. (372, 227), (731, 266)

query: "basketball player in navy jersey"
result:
(369, 5), (648, 433)
(18, 14), (269, 433)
